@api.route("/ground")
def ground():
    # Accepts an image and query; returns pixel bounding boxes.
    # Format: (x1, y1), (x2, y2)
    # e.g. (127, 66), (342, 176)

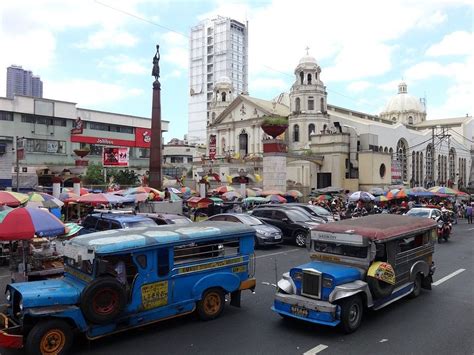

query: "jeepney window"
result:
(173, 238), (240, 265)
(398, 234), (425, 252)
(64, 257), (93, 275)
(375, 244), (387, 261)
(96, 220), (110, 231)
(136, 254), (147, 269)
(82, 216), (97, 229)
(157, 248), (170, 277)
(101, 255), (138, 286)
(313, 241), (368, 259)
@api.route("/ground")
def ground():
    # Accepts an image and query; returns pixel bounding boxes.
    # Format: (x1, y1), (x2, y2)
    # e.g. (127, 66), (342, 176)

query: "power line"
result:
(448, 128), (474, 143)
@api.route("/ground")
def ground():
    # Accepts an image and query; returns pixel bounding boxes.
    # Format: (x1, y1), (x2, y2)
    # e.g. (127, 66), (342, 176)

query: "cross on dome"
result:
(305, 46), (310, 55)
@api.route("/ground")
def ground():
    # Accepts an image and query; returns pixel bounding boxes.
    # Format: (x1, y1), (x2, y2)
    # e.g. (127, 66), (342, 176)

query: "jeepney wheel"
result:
(197, 288), (225, 321)
(409, 273), (422, 299)
(339, 295), (363, 334)
(80, 277), (127, 324)
(294, 231), (307, 248)
(25, 319), (73, 355)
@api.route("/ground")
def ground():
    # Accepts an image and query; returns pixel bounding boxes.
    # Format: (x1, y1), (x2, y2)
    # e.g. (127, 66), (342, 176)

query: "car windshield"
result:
(287, 210), (311, 222)
(237, 215), (263, 226)
(406, 209), (430, 218)
(308, 205), (331, 216)
(313, 241), (368, 259)
(123, 220), (157, 228)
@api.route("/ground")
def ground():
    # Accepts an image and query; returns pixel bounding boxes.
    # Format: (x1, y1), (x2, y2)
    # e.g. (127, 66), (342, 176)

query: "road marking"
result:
(468, 227), (474, 231)
(432, 268), (466, 286)
(303, 344), (328, 355)
(256, 248), (300, 259)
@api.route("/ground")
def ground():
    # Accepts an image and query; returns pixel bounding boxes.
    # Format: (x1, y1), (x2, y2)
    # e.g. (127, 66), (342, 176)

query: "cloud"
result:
(76, 29), (139, 49)
(98, 55), (148, 74)
(162, 45), (188, 70)
(347, 81), (372, 93)
(416, 10), (447, 28)
(45, 79), (143, 106)
(249, 77), (288, 92)
(426, 31), (473, 57)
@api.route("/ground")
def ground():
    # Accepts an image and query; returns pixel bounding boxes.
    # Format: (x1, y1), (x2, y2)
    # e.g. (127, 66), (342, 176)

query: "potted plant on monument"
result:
(260, 116), (289, 139)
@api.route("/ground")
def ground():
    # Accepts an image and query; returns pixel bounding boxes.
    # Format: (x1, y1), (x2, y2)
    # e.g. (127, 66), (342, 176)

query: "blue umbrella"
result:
(349, 191), (375, 202)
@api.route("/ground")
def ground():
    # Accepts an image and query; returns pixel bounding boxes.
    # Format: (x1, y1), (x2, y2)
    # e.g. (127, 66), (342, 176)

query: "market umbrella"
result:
(222, 191), (242, 200)
(77, 193), (126, 205)
(405, 187), (434, 198)
(429, 186), (457, 195)
(0, 191), (29, 207)
(58, 192), (80, 203)
(315, 194), (332, 202)
(260, 190), (284, 196)
(349, 191), (375, 202)
(368, 187), (385, 196)
(285, 190), (303, 198)
(245, 188), (257, 197)
(0, 207), (65, 240)
(27, 192), (64, 209)
(210, 197), (224, 204)
(243, 197), (267, 203)
(375, 195), (389, 202)
(214, 186), (235, 194)
(62, 223), (83, 238)
(394, 189), (408, 199)
(125, 186), (161, 195)
(168, 187), (181, 194)
(265, 194), (287, 203)
(63, 187), (89, 196)
(385, 189), (401, 200)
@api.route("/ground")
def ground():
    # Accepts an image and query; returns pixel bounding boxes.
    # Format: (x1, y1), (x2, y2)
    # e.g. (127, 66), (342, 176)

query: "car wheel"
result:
(339, 295), (363, 334)
(25, 319), (73, 355)
(294, 231), (307, 248)
(197, 288), (225, 321)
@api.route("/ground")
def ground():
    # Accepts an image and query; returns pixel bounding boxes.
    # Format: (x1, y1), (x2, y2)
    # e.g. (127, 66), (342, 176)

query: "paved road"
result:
(1, 220), (473, 355)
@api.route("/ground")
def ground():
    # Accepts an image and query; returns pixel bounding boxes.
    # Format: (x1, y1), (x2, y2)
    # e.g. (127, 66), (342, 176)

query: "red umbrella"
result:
(63, 187), (89, 196)
(59, 192), (80, 204)
(0, 191), (29, 207)
(77, 193), (126, 205)
(265, 194), (287, 203)
(214, 186), (235, 194)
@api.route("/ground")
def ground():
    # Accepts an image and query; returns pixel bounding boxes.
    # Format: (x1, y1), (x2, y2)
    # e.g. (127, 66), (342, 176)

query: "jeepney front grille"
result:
(301, 270), (321, 299)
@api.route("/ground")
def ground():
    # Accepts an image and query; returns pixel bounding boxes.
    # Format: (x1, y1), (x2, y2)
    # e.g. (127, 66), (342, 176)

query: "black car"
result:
(138, 213), (193, 225)
(79, 212), (156, 235)
(254, 203), (334, 222)
(207, 213), (283, 247)
(250, 208), (321, 247)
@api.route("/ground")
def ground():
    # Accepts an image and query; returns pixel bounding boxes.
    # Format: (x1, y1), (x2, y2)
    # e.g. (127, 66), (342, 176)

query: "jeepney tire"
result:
(367, 276), (394, 299)
(197, 288), (225, 321)
(409, 273), (422, 299)
(80, 277), (127, 324)
(339, 295), (363, 334)
(25, 319), (73, 355)
(294, 231), (307, 248)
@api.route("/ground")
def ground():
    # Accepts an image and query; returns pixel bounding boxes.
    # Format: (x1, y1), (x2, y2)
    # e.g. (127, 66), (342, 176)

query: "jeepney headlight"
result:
(293, 271), (303, 282)
(19, 299), (23, 311)
(5, 290), (11, 302)
(322, 277), (333, 288)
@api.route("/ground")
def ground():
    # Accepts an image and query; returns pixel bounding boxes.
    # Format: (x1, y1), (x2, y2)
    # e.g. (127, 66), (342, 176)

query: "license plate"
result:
(291, 305), (309, 317)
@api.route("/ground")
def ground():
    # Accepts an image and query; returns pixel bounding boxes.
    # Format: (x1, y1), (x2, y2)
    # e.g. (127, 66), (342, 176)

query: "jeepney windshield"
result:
(64, 256), (94, 275)
(313, 241), (368, 259)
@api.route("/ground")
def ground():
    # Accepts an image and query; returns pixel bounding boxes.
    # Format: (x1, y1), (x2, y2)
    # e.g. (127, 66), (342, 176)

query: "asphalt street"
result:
(0, 220), (473, 355)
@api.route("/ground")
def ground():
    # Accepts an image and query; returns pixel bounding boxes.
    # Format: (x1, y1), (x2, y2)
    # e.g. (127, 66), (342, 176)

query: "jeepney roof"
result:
(66, 221), (254, 255)
(313, 214), (436, 242)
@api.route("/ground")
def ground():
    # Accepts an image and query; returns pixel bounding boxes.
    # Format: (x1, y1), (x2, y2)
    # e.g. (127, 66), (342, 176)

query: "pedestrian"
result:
(466, 203), (473, 224)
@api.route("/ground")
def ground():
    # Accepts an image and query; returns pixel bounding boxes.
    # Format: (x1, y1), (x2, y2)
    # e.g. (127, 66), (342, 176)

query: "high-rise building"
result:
(6, 65), (43, 99)
(188, 16), (248, 145)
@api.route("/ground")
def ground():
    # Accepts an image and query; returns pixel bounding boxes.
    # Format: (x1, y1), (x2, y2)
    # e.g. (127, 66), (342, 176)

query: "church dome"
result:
(298, 55), (317, 65)
(381, 82), (425, 114)
(216, 76), (232, 85)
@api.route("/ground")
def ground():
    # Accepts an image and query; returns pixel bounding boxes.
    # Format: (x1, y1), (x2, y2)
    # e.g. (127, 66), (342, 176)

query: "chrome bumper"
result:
(274, 292), (337, 314)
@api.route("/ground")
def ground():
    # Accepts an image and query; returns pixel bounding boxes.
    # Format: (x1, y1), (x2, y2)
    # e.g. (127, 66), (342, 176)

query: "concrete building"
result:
(6, 65), (43, 99)
(188, 16), (248, 145)
(203, 54), (473, 192)
(163, 138), (205, 179)
(0, 95), (169, 188)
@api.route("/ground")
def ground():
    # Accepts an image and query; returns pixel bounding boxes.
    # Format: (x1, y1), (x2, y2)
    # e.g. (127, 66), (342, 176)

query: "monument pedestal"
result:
(263, 139), (287, 192)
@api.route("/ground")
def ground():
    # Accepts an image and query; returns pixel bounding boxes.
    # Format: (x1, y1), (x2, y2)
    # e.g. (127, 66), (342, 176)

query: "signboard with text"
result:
(103, 147), (129, 167)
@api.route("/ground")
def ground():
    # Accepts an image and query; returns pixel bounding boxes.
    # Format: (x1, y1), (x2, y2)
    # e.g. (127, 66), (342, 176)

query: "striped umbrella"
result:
(27, 192), (64, 209)
(62, 187), (89, 196)
(428, 186), (457, 195)
(77, 193), (126, 205)
(375, 195), (389, 202)
(58, 192), (80, 203)
(0, 191), (29, 207)
(385, 189), (401, 200)
(214, 186), (235, 194)
(349, 191), (375, 202)
(315, 194), (333, 202)
(125, 186), (161, 195)
(265, 194), (287, 203)
(222, 191), (242, 200)
(394, 189), (408, 199)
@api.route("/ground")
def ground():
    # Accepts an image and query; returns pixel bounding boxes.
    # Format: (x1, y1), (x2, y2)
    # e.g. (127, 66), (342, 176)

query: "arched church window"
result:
(239, 130), (248, 157)
(308, 98), (314, 110)
(293, 124), (300, 142)
(308, 124), (315, 140)
(426, 144), (433, 186)
(419, 152), (423, 186)
(384, 147), (388, 153)
(449, 148), (456, 181)
(300, 72), (304, 85)
(307, 73), (312, 85)
(221, 92), (226, 102)
(320, 98), (325, 112)
(295, 98), (301, 112)
(408, 116), (413, 125)
(396, 139), (408, 182)
(392, 117), (397, 122)
(221, 137), (226, 154)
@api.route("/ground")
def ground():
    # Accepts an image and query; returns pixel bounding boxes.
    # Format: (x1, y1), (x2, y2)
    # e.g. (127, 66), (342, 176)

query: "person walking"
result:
(466, 203), (473, 224)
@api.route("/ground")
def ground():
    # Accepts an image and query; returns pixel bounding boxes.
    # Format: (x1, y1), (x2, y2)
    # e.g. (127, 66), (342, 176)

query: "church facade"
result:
(201, 55), (473, 192)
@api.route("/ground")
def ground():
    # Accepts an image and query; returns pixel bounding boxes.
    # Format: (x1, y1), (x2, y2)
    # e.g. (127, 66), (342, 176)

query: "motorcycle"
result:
(436, 217), (452, 243)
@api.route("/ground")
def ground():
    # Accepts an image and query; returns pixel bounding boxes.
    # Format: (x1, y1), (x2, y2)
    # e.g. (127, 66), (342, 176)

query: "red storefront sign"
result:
(70, 135), (136, 147)
(135, 127), (151, 148)
(209, 134), (216, 160)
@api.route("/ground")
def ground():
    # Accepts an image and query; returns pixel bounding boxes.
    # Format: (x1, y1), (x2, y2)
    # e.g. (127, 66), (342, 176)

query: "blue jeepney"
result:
(272, 215), (436, 333)
(0, 222), (256, 354)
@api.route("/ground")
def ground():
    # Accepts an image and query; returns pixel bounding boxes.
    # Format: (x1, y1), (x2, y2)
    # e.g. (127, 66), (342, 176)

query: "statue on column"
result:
(152, 45), (160, 81)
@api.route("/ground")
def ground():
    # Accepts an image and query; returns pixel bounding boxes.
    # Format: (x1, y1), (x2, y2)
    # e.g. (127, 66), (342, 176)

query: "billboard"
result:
(135, 127), (151, 148)
(103, 147), (129, 167)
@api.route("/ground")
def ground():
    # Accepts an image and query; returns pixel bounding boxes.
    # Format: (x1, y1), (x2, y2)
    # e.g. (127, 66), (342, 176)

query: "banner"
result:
(103, 147), (129, 167)
(209, 134), (216, 160)
(71, 117), (84, 134)
(135, 127), (151, 148)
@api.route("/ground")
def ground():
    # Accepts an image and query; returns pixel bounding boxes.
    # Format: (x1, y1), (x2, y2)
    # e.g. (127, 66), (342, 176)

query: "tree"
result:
(107, 169), (139, 186)
(84, 162), (104, 185)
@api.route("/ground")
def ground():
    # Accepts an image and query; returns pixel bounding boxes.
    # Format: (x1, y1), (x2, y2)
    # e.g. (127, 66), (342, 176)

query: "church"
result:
(203, 54), (473, 192)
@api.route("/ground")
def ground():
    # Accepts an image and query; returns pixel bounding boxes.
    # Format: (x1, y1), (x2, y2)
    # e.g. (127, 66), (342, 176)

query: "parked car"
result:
(0, 222), (257, 354)
(253, 203), (333, 223)
(79, 212), (156, 235)
(272, 214), (437, 333)
(138, 213), (193, 225)
(405, 207), (442, 220)
(251, 208), (320, 247)
(207, 213), (283, 247)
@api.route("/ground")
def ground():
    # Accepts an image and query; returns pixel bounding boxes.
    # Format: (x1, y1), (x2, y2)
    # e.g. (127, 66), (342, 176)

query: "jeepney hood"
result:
(8, 278), (83, 308)
(296, 261), (362, 285)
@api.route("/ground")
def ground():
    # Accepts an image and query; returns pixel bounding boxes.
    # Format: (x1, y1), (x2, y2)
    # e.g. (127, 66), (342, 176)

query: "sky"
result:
(0, 0), (472, 143)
